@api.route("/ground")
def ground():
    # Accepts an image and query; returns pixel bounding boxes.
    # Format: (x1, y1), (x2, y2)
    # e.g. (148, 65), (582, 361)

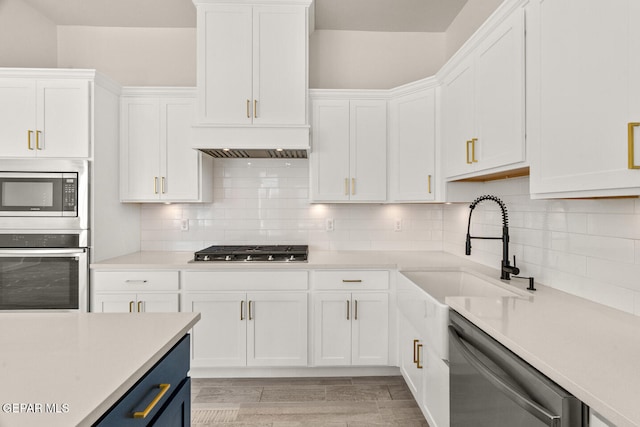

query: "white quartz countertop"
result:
(91, 250), (639, 426)
(0, 312), (200, 427)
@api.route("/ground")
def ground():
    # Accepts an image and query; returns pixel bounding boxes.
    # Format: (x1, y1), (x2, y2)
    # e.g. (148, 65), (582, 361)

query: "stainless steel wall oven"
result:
(0, 159), (89, 311)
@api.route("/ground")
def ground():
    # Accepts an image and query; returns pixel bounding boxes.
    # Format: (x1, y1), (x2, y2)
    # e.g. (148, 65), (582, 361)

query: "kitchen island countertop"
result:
(0, 312), (200, 427)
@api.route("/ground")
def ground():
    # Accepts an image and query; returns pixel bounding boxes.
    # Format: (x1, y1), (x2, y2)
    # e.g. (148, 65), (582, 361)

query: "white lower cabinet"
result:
(313, 292), (389, 366)
(182, 271), (309, 368)
(91, 270), (180, 313)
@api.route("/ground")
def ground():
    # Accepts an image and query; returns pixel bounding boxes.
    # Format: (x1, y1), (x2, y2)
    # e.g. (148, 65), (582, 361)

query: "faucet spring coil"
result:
(469, 195), (509, 227)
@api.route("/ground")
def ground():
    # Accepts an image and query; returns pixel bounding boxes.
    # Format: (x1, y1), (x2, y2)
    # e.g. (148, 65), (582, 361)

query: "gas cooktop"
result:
(193, 245), (308, 262)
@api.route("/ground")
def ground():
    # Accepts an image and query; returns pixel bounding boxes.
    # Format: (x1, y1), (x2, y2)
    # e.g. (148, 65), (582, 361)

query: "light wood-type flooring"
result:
(191, 376), (430, 426)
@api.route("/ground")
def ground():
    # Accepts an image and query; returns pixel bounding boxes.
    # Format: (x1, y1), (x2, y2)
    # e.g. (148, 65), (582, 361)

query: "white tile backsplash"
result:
(139, 163), (640, 315)
(140, 159), (444, 252)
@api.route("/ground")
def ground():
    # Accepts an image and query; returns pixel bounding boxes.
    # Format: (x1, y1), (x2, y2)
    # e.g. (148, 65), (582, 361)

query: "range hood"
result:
(198, 148), (307, 159)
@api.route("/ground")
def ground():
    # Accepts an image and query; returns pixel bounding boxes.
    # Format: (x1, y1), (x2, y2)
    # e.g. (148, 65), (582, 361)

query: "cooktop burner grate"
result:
(193, 245), (308, 262)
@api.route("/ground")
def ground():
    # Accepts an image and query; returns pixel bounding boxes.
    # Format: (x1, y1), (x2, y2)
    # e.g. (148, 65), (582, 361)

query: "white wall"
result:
(0, 0), (57, 67)
(310, 30), (445, 89)
(443, 177), (640, 316)
(444, 0), (505, 60)
(57, 26), (196, 86)
(139, 159), (444, 252)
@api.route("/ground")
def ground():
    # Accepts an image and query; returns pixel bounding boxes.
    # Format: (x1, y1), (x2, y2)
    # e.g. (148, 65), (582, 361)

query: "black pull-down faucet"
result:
(465, 195), (520, 280)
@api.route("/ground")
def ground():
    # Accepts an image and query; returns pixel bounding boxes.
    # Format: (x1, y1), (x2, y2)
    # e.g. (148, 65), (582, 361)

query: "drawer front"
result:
(313, 270), (389, 290)
(183, 271), (308, 291)
(93, 271), (179, 292)
(95, 335), (190, 426)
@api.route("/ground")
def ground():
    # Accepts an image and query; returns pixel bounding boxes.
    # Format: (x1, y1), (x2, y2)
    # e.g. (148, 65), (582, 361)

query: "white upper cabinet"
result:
(528, 0), (640, 197)
(388, 83), (438, 202)
(192, 0), (310, 148)
(310, 94), (387, 202)
(120, 88), (213, 203)
(441, 6), (526, 180)
(0, 77), (89, 158)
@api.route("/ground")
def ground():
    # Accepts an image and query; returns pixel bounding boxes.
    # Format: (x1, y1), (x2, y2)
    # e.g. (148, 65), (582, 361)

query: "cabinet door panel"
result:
(36, 79), (90, 158)
(351, 292), (388, 365)
(350, 100), (387, 201)
(475, 8), (525, 171)
(443, 61), (475, 178)
(389, 89), (436, 201)
(139, 293), (179, 313)
(398, 314), (423, 400)
(531, 0), (640, 195)
(253, 6), (306, 125)
(183, 293), (247, 367)
(198, 5), (252, 124)
(121, 98), (161, 200)
(312, 293), (351, 366)
(310, 99), (350, 201)
(0, 79), (35, 157)
(92, 294), (136, 313)
(247, 292), (307, 366)
(162, 99), (200, 201)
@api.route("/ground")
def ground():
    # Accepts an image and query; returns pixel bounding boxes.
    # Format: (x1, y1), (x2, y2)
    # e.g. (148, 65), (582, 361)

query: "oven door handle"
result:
(448, 325), (561, 427)
(0, 248), (87, 256)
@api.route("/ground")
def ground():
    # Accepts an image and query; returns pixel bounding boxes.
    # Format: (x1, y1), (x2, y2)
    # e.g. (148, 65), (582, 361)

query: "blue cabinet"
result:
(94, 335), (191, 426)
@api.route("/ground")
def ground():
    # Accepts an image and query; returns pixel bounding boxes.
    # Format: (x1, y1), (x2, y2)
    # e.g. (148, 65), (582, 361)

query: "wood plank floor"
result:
(191, 376), (430, 426)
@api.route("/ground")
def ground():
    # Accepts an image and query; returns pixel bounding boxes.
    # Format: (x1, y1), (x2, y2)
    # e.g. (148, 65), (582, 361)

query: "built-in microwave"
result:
(0, 159), (88, 231)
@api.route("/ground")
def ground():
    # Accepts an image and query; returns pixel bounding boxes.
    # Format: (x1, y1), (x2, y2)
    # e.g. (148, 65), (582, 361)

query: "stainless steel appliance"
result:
(0, 231), (88, 311)
(449, 310), (585, 426)
(0, 159), (89, 230)
(193, 245), (308, 262)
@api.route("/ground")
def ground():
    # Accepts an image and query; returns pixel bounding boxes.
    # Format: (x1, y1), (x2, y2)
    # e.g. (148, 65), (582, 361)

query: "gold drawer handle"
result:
(344, 178), (349, 196)
(351, 178), (355, 195)
(27, 130), (34, 150)
(346, 300), (350, 320)
(471, 138), (478, 163)
(416, 344), (423, 369)
(413, 339), (419, 363)
(246, 99), (250, 118)
(629, 123), (640, 169)
(466, 140), (472, 164)
(133, 383), (171, 418)
(36, 130), (42, 150)
(137, 301), (143, 313)
(354, 299), (358, 320)
(342, 279), (362, 283)
(428, 175), (432, 194)
(248, 300), (253, 320)
(254, 99), (258, 119)
(129, 301), (134, 313)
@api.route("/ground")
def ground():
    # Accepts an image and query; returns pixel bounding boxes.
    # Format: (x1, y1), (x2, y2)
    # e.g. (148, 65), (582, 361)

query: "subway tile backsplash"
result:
(140, 159), (444, 252)
(140, 161), (640, 316)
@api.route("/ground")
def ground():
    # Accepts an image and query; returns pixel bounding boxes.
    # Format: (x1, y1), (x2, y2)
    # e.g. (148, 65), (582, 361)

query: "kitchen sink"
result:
(398, 270), (525, 361)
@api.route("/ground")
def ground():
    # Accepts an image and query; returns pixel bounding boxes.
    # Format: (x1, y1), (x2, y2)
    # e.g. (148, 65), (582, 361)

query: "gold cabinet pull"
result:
(413, 339), (419, 363)
(254, 99), (258, 118)
(154, 177), (158, 194)
(27, 130), (34, 150)
(36, 130), (42, 150)
(133, 383), (171, 418)
(351, 178), (355, 195)
(137, 301), (143, 313)
(342, 279), (362, 283)
(344, 178), (349, 195)
(416, 344), (423, 369)
(466, 140), (472, 164)
(246, 99), (250, 118)
(354, 300), (358, 320)
(161, 176), (166, 194)
(346, 300), (350, 320)
(629, 123), (640, 169)
(471, 138), (478, 163)
(129, 301), (134, 313)
(240, 300), (245, 320)
(428, 175), (432, 194)
(248, 300), (253, 320)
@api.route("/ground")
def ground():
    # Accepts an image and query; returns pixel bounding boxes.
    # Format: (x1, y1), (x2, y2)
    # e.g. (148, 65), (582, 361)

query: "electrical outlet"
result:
(325, 218), (335, 232)
(180, 219), (189, 231)
(394, 218), (402, 232)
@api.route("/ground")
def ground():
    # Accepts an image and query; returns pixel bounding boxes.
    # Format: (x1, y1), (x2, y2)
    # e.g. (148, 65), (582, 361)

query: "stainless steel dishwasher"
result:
(448, 310), (585, 426)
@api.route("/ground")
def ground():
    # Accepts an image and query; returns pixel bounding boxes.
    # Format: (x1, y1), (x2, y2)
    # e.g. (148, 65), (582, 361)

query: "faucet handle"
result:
(512, 255), (517, 267)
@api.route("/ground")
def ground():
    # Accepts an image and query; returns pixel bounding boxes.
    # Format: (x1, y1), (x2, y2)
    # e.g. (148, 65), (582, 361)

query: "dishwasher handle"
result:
(448, 325), (561, 427)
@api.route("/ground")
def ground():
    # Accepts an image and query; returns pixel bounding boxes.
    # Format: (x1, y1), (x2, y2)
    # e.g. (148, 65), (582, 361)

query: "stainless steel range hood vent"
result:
(199, 148), (308, 159)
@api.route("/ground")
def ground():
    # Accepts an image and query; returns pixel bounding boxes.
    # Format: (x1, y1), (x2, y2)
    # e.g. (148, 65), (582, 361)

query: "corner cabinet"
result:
(528, 0), (640, 198)
(310, 93), (388, 202)
(120, 88), (213, 203)
(182, 271), (308, 368)
(311, 270), (389, 366)
(388, 82), (439, 202)
(441, 6), (526, 180)
(0, 71), (90, 158)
